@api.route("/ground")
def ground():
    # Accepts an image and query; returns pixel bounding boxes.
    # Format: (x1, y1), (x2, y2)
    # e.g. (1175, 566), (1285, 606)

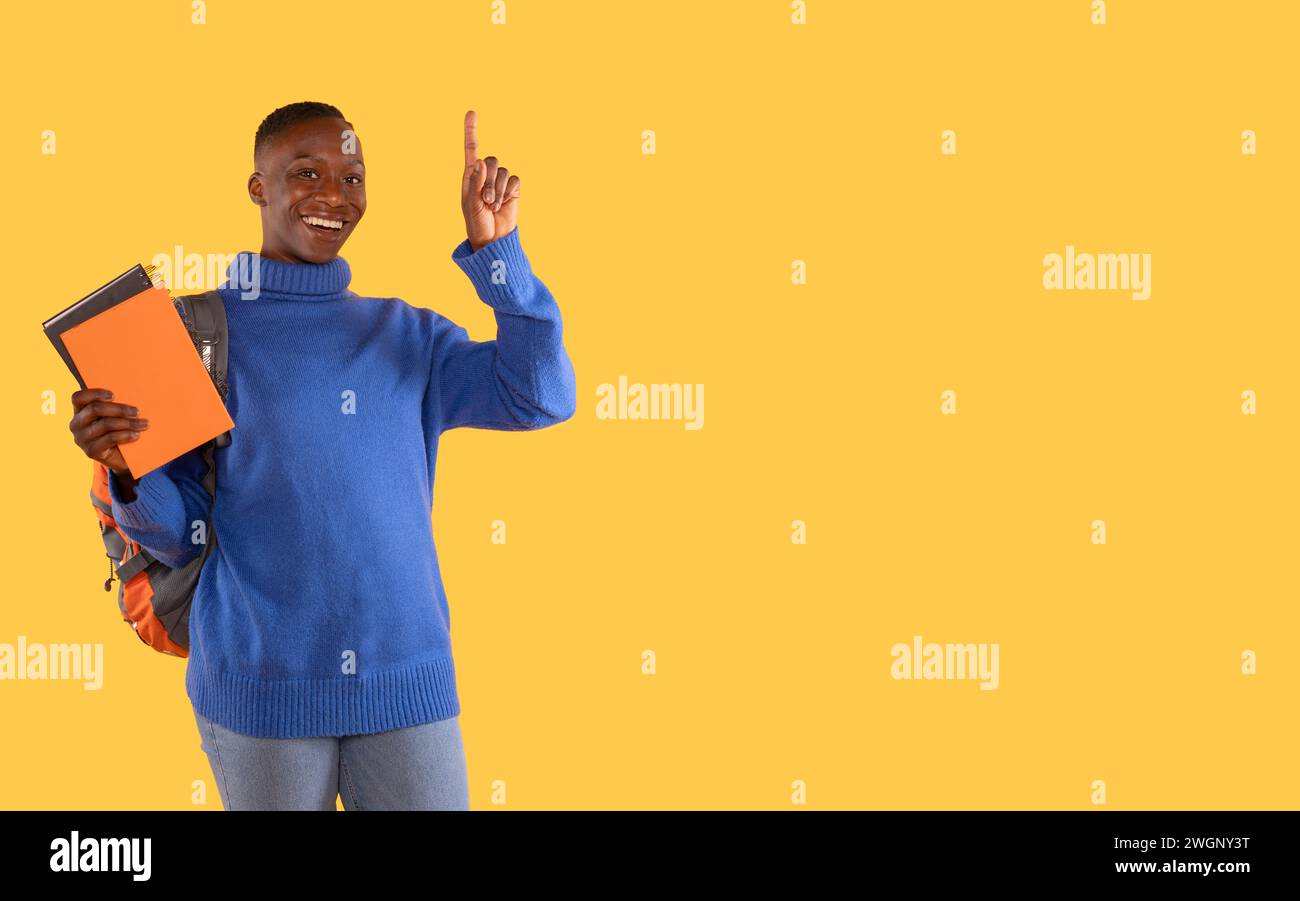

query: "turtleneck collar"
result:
(220, 251), (353, 301)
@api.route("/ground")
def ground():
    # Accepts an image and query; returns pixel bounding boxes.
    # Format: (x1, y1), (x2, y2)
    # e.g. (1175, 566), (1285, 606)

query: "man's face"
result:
(249, 116), (366, 264)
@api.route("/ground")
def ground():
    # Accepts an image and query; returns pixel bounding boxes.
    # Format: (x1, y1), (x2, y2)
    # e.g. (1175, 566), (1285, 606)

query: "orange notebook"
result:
(60, 286), (235, 478)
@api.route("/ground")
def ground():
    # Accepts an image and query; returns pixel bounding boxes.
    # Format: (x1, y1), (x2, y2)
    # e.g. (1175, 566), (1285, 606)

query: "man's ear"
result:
(248, 172), (268, 207)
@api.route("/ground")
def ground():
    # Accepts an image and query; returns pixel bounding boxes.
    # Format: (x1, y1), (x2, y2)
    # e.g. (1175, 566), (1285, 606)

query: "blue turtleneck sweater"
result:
(106, 225), (576, 738)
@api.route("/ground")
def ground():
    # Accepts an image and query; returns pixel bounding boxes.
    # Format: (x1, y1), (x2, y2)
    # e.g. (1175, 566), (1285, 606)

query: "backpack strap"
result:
(115, 546), (157, 583)
(177, 290), (231, 448)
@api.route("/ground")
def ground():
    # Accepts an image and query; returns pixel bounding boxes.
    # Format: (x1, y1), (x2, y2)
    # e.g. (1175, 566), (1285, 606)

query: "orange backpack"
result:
(88, 290), (230, 657)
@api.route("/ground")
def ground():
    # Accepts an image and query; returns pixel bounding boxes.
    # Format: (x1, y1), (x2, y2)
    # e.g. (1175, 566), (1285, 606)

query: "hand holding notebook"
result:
(69, 387), (150, 478)
(43, 266), (235, 479)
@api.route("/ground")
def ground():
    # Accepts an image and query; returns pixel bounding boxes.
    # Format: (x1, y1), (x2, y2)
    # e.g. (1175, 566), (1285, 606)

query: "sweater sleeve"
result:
(432, 225), (577, 433)
(107, 444), (213, 569)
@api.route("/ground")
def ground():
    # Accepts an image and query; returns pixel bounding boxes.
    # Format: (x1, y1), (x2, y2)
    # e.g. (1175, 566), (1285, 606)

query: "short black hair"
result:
(254, 101), (349, 163)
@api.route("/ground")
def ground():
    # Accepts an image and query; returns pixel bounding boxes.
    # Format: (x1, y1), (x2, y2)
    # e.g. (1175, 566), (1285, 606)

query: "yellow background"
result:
(1, 0), (1296, 809)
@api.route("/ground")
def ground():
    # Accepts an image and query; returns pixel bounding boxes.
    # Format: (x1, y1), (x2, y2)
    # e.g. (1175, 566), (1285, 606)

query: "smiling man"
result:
(80, 100), (578, 810)
(250, 107), (366, 262)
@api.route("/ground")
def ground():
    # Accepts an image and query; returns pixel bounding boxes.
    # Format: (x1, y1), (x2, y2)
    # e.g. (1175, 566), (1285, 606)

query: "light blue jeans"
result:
(193, 707), (470, 810)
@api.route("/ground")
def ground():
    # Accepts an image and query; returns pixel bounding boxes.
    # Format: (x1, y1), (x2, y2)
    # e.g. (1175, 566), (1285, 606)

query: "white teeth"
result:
(302, 215), (343, 230)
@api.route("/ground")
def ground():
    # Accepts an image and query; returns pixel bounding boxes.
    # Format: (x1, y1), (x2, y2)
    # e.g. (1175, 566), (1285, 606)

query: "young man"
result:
(67, 101), (577, 810)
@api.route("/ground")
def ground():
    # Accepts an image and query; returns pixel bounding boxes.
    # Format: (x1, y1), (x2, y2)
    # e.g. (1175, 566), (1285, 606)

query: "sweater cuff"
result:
(108, 468), (173, 531)
(450, 225), (534, 305)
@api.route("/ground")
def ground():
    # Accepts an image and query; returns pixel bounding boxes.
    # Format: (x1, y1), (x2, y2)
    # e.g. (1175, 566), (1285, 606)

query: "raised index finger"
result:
(464, 109), (478, 170)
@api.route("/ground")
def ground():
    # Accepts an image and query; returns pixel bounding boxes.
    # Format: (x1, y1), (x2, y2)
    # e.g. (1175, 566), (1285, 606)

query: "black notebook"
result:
(42, 263), (160, 390)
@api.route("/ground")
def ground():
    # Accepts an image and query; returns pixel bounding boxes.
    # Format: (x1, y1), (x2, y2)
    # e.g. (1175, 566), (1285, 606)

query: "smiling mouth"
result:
(301, 214), (346, 235)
